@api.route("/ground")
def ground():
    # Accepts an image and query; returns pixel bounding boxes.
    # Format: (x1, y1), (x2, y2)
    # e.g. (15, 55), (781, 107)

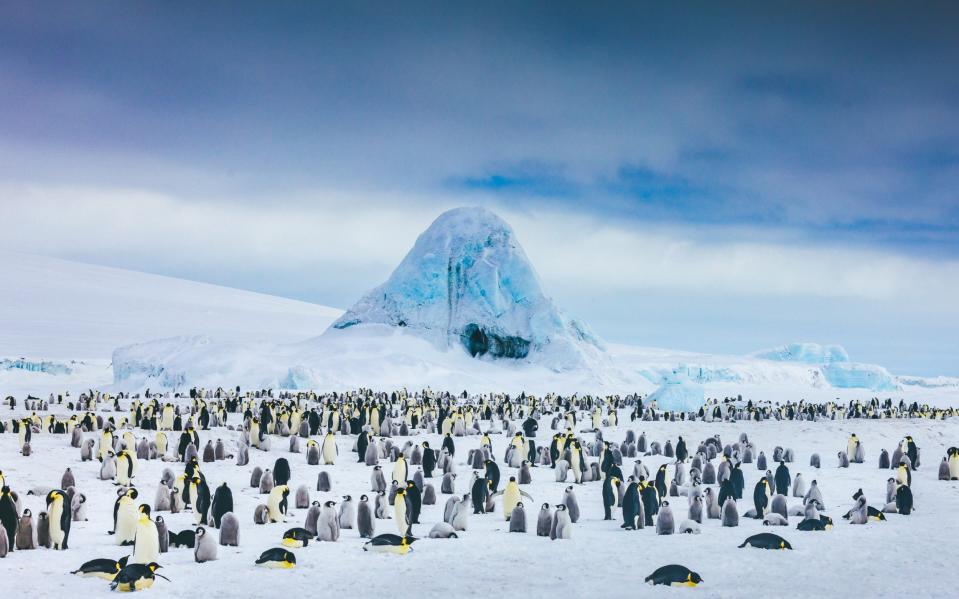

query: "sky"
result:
(1, 1), (957, 376)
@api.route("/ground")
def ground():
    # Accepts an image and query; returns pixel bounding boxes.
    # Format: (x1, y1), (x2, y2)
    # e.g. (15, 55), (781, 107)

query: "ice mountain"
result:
(331, 207), (604, 370)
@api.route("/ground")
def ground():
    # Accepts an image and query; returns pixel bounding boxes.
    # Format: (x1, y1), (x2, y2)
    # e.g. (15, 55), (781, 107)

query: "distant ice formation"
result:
(331, 207), (604, 370)
(753, 342), (850, 365)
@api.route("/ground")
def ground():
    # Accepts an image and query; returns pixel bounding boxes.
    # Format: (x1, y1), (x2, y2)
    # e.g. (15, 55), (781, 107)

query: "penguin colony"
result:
(0, 387), (955, 592)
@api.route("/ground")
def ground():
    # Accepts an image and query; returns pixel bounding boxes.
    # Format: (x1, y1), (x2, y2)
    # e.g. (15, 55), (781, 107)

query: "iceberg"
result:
(822, 362), (899, 392)
(753, 343), (849, 365)
(331, 207), (604, 371)
(646, 370), (706, 412)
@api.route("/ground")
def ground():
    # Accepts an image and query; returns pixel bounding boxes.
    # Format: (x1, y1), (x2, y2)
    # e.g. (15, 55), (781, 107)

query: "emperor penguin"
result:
(645, 564), (703, 587)
(16, 509), (36, 550)
(255, 547), (296, 569)
(602, 475), (621, 520)
(804, 480), (824, 507)
(46, 489), (71, 550)
(792, 473), (806, 498)
(357, 495), (375, 538)
(194, 526), (218, 562)
(656, 501), (675, 535)
(253, 504), (270, 525)
(317, 500), (340, 542)
(428, 522), (458, 538)
(837, 451), (850, 468)
(304, 501), (322, 534)
(100, 451), (118, 480)
(81, 439), (95, 462)
(61, 468), (76, 490)
(939, 457), (951, 481)
(562, 486), (581, 523)
(704, 487), (720, 519)
(721, 497), (739, 527)
(259, 470), (275, 494)
(206, 483), (232, 528)
(294, 485), (310, 510)
(803, 500), (819, 522)
(273, 458), (291, 486)
(508, 502), (527, 532)
(879, 449), (891, 469)
(896, 461), (912, 487)
(219, 512), (240, 546)
(550, 504), (572, 540)
(317, 471), (332, 492)
(131, 505), (159, 564)
(306, 440), (320, 465)
(375, 492), (391, 520)
(846, 434), (859, 461)
(536, 503), (553, 536)
(422, 483), (436, 505)
(440, 472), (456, 494)
(71, 491), (88, 522)
(371, 466), (387, 492)
(153, 484), (171, 512)
(37, 511), (50, 548)
(688, 495), (704, 524)
(338, 495), (355, 529)
(115, 489), (139, 545)
(451, 494), (470, 531)
(739, 532), (792, 550)
(809, 453), (821, 469)
(155, 516), (169, 553)
(267, 485), (290, 523)
(393, 454), (409, 486)
(848, 495), (869, 524)
(394, 489), (410, 535)
(492, 477), (533, 520)
(948, 447), (959, 479)
(770, 494), (788, 519)
(321, 432), (337, 465)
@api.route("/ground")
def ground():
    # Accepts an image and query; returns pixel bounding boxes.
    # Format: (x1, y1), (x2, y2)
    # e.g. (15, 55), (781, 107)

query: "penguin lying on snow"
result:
(71, 556), (129, 580)
(110, 562), (169, 591)
(256, 547), (296, 568)
(645, 564), (703, 587)
(282, 527), (313, 548)
(363, 533), (416, 554)
(739, 532), (793, 550)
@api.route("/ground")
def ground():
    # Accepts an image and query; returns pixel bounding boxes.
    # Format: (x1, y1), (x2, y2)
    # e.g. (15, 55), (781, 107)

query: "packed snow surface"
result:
(0, 398), (957, 598)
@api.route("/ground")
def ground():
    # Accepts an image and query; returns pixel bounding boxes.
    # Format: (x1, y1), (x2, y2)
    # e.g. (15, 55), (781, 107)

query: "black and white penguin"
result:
(739, 532), (793, 550)
(71, 556), (129, 580)
(46, 489), (71, 550)
(211, 483), (234, 528)
(363, 533), (416, 554)
(194, 526), (218, 562)
(357, 495), (375, 539)
(255, 547), (296, 568)
(110, 562), (168, 591)
(536, 503), (553, 536)
(645, 565), (703, 587)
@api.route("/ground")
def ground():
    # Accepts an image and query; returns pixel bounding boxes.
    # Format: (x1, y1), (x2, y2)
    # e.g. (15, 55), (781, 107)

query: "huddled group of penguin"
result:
(0, 387), (957, 590)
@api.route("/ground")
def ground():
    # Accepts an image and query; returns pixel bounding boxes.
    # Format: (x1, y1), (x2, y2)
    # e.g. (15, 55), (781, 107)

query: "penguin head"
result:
(139, 504), (152, 516)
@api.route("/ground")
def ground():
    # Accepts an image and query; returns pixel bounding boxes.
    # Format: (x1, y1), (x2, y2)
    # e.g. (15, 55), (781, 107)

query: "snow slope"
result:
(0, 250), (341, 360)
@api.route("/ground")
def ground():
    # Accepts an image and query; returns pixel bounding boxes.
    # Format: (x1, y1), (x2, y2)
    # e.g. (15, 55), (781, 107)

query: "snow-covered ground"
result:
(0, 250), (341, 360)
(1, 401), (957, 598)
